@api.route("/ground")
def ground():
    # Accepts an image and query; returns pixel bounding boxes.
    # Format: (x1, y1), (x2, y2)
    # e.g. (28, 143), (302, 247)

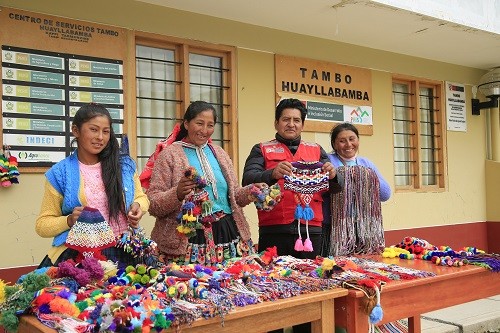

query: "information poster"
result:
(2, 45), (124, 166)
(445, 81), (466, 132)
(0, 7), (127, 169)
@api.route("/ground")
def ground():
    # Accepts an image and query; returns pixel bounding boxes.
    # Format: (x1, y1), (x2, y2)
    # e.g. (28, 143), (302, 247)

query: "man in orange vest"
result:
(243, 98), (340, 333)
(242, 98), (340, 259)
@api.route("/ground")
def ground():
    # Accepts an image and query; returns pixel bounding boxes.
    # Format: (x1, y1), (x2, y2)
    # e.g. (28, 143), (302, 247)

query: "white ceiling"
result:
(136, 0), (500, 70)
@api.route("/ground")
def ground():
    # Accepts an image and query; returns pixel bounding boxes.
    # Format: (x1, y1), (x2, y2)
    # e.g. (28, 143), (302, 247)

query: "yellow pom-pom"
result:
(321, 258), (336, 270)
(0, 279), (7, 304)
(167, 286), (177, 297)
(382, 247), (396, 258)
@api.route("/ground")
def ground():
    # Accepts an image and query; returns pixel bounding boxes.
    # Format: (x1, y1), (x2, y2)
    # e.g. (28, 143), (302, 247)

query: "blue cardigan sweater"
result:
(46, 151), (138, 246)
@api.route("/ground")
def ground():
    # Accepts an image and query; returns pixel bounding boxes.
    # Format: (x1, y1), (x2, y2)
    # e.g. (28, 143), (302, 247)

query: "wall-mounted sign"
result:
(0, 7), (127, 170)
(305, 100), (373, 125)
(1, 46), (124, 167)
(445, 81), (466, 132)
(275, 54), (373, 135)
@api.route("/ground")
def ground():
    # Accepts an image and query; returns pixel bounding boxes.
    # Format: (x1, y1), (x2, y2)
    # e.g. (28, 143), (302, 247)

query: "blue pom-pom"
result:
(188, 278), (198, 288)
(369, 304), (383, 324)
(302, 204), (314, 220)
(294, 204), (304, 220)
(183, 201), (195, 210)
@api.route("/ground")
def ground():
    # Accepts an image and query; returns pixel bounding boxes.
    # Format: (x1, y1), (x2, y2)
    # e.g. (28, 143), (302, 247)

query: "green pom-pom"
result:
(76, 300), (89, 312)
(17, 291), (36, 309)
(4, 285), (21, 299)
(140, 275), (150, 285)
(149, 269), (159, 278)
(155, 313), (168, 328)
(126, 265), (135, 273)
(0, 310), (20, 332)
(136, 265), (147, 275)
(132, 274), (142, 284)
(23, 273), (50, 292)
(90, 289), (102, 297)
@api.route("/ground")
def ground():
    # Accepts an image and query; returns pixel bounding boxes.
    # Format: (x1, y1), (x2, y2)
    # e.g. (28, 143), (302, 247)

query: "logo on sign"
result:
(265, 147), (284, 153)
(350, 107), (371, 124)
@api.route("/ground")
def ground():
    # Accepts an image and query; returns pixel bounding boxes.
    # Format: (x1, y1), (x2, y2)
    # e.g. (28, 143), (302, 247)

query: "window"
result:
(134, 34), (236, 172)
(392, 77), (446, 191)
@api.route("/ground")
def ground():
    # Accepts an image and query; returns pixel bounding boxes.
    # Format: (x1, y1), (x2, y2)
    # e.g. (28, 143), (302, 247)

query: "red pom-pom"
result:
(33, 292), (56, 308)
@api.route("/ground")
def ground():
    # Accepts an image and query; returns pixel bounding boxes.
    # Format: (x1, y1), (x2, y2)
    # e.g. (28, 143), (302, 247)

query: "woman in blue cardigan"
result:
(321, 122), (391, 256)
(36, 104), (149, 267)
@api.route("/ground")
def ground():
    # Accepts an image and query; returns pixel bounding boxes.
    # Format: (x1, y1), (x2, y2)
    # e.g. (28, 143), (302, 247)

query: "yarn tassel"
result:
(294, 203), (303, 220)
(302, 203), (314, 221)
(303, 219), (313, 252)
(294, 219), (304, 251)
(369, 285), (383, 324)
(201, 200), (213, 216)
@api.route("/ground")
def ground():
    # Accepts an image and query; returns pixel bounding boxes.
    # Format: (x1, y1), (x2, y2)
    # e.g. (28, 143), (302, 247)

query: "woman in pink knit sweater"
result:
(147, 101), (261, 265)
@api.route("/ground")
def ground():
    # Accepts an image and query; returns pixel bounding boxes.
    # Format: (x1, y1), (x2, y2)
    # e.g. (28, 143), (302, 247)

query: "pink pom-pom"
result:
(294, 237), (304, 251)
(303, 238), (313, 252)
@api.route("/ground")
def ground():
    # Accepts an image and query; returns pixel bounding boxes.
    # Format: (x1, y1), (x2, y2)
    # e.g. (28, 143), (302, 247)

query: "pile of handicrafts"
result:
(0, 248), (442, 333)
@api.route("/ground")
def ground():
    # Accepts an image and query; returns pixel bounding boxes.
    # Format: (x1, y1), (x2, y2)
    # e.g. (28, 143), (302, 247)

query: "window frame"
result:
(125, 31), (238, 170)
(392, 75), (447, 192)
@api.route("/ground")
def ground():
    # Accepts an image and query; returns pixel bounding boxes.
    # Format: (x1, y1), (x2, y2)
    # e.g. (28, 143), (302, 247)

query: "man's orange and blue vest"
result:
(258, 139), (324, 228)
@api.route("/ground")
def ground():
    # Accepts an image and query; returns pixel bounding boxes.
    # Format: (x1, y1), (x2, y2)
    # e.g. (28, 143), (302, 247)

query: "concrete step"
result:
(421, 295), (500, 333)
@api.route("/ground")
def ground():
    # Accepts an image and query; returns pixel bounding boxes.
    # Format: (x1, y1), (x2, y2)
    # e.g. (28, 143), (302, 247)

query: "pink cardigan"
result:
(148, 143), (253, 257)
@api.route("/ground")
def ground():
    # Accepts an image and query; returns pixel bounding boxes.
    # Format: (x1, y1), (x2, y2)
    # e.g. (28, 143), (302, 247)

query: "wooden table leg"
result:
(344, 294), (369, 333)
(408, 315), (421, 333)
(311, 299), (335, 333)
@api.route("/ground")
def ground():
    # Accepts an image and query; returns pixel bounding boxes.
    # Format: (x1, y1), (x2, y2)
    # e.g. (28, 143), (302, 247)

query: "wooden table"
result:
(20, 288), (348, 333)
(334, 256), (500, 333)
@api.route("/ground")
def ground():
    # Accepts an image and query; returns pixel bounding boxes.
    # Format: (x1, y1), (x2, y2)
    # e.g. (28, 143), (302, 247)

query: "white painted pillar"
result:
(491, 105), (500, 162)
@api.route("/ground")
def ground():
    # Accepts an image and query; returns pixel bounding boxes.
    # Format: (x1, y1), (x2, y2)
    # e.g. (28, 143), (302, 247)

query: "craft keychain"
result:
(248, 183), (282, 211)
(177, 167), (211, 238)
(283, 161), (329, 252)
(116, 226), (157, 259)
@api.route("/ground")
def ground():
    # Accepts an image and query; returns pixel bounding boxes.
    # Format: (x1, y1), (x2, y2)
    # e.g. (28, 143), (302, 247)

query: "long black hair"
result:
(175, 101), (217, 141)
(72, 103), (125, 222)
